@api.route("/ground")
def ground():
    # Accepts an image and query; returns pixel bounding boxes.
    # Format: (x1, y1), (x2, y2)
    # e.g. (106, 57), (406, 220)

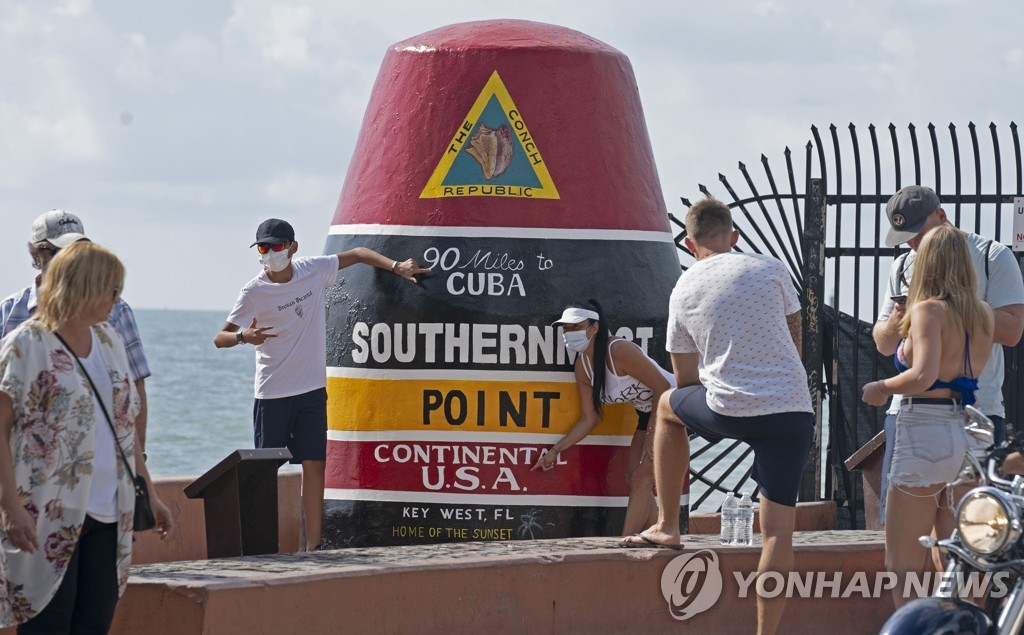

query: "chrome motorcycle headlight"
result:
(957, 488), (1019, 555)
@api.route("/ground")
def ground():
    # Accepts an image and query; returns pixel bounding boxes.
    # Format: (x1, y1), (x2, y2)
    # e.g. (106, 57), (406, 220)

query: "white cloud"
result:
(753, 0), (786, 16)
(115, 32), (153, 85)
(52, 0), (92, 18)
(264, 171), (337, 207)
(224, 4), (314, 68)
(880, 28), (915, 58)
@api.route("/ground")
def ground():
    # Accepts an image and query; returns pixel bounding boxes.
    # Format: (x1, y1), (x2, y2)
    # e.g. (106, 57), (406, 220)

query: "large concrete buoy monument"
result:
(322, 20), (685, 547)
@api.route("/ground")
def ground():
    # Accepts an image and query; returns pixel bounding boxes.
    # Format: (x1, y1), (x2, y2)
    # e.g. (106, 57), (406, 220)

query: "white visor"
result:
(552, 308), (599, 326)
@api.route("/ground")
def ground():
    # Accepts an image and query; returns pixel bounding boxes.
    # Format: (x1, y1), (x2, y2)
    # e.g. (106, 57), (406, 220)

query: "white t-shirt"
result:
(227, 255), (339, 399)
(878, 232), (1024, 417)
(81, 330), (119, 522)
(667, 252), (812, 417)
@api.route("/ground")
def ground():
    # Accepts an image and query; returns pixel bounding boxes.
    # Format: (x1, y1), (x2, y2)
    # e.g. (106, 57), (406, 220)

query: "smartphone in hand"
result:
(890, 295), (907, 304)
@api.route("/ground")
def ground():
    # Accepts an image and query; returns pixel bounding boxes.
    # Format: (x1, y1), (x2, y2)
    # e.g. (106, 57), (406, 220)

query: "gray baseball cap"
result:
(884, 186), (941, 247)
(30, 209), (88, 248)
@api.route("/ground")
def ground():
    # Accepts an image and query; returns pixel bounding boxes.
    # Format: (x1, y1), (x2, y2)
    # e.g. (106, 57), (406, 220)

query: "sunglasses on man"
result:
(255, 242), (290, 254)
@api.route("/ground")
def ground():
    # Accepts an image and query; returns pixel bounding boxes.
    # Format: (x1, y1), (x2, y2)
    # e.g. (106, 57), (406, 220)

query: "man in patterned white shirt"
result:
(0, 210), (153, 451)
(622, 198), (813, 635)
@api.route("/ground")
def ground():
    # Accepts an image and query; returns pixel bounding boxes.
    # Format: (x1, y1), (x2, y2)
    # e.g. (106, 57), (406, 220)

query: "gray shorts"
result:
(888, 401), (980, 489)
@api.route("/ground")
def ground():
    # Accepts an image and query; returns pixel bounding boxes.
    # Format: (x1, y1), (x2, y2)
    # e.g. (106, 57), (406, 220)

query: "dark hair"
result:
(567, 299), (608, 415)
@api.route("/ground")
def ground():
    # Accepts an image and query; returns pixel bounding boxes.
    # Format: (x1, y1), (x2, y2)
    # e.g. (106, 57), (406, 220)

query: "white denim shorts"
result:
(888, 401), (981, 489)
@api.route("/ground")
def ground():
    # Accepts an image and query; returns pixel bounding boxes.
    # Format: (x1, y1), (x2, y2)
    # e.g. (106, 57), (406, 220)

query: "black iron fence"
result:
(674, 122), (1024, 527)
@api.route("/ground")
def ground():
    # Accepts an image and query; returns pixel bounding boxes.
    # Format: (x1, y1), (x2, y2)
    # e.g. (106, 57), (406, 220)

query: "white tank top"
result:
(581, 339), (675, 413)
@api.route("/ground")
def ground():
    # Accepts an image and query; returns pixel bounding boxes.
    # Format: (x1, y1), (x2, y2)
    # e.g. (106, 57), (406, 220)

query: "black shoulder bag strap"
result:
(895, 252), (911, 293)
(52, 331), (138, 483)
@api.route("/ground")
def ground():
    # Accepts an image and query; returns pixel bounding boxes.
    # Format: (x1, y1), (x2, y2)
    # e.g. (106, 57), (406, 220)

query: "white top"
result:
(581, 339), (675, 413)
(667, 252), (812, 417)
(227, 255), (339, 399)
(81, 330), (119, 522)
(878, 233), (1024, 417)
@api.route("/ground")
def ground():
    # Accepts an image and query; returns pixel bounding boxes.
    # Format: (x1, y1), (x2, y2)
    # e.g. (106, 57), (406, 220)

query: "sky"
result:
(1, 0), (1022, 312)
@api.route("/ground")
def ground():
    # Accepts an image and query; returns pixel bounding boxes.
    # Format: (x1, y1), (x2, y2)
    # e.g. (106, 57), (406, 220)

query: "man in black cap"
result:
(214, 218), (429, 550)
(872, 185), (1024, 523)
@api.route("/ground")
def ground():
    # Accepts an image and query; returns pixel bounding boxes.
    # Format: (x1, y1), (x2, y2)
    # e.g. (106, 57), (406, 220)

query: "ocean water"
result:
(134, 308), (291, 478)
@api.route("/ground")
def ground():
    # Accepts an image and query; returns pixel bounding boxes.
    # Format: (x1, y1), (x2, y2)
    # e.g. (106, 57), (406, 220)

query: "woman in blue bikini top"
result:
(864, 224), (994, 410)
(893, 333), (979, 406)
(861, 224), (995, 612)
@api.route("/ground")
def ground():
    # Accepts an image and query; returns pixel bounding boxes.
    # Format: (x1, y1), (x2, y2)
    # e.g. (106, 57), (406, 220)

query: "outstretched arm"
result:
(336, 248), (431, 283)
(531, 364), (600, 472)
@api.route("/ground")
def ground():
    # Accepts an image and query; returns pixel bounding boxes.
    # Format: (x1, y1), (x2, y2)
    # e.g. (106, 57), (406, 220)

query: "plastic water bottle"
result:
(720, 492), (738, 545)
(735, 494), (755, 546)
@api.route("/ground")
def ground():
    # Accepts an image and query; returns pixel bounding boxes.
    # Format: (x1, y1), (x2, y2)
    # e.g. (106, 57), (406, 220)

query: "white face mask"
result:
(259, 248), (291, 272)
(562, 330), (591, 354)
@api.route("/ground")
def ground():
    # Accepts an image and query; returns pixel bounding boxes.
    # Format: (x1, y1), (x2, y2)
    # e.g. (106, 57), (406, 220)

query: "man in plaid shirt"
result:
(0, 210), (153, 452)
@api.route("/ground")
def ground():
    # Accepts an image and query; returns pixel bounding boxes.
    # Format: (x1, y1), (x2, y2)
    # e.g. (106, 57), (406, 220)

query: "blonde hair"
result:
(36, 242), (125, 331)
(685, 198), (734, 244)
(900, 224), (990, 337)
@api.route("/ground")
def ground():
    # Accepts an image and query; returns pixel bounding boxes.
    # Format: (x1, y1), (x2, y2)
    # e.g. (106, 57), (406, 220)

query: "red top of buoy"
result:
(332, 19), (670, 233)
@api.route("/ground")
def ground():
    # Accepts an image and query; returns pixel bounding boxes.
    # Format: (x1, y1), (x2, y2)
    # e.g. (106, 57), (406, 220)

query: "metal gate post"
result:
(800, 177), (827, 502)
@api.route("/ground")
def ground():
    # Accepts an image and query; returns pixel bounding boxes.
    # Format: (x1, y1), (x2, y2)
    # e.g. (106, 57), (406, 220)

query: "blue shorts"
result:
(669, 385), (814, 507)
(253, 387), (328, 463)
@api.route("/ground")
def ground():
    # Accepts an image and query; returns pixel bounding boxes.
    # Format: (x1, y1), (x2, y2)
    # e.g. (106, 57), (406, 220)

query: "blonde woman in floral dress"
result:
(0, 242), (173, 633)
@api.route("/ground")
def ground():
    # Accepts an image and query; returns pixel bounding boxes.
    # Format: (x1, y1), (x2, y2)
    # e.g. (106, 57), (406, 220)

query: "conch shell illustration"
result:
(465, 124), (514, 180)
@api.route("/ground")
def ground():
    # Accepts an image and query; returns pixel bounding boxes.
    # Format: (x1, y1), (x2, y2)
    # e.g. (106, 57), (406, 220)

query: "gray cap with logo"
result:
(884, 186), (941, 247)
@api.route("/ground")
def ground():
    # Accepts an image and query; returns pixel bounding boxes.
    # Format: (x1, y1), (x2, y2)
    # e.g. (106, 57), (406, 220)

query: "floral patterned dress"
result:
(0, 321), (139, 627)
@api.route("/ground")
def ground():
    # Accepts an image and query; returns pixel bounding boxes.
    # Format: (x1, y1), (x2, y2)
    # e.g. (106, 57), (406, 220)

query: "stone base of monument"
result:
(105, 530), (887, 635)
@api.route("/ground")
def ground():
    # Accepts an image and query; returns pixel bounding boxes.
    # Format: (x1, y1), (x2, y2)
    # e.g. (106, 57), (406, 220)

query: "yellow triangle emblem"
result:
(420, 71), (559, 199)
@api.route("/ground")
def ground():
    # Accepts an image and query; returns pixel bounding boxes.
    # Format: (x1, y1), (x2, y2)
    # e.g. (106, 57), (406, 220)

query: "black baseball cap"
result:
(251, 218), (295, 247)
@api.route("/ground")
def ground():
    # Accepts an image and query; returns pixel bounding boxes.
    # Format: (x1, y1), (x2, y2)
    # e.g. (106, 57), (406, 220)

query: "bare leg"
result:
(621, 391), (689, 545)
(756, 496), (796, 635)
(932, 482), (967, 572)
(301, 460), (326, 550)
(622, 429), (656, 536)
(885, 483), (943, 608)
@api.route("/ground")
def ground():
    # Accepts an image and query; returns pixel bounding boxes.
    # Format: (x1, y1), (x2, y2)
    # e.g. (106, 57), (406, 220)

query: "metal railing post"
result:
(800, 177), (826, 502)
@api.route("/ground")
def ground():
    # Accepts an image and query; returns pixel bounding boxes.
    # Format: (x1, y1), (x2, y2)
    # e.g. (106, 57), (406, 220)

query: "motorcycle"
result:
(881, 406), (1024, 635)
